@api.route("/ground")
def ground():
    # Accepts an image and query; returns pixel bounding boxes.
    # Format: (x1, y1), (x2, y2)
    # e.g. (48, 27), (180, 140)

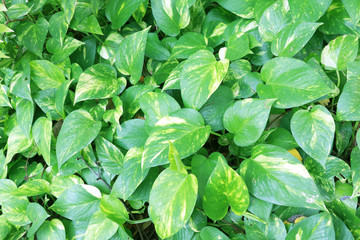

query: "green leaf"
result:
(9, 72), (32, 101)
(180, 50), (229, 110)
(5, 126), (32, 163)
(0, 3), (6, 11)
(163, 61), (185, 91)
(335, 121), (352, 156)
(247, 196), (273, 222)
(100, 195), (129, 225)
(115, 27), (150, 84)
(358, 130), (360, 151)
(12, 179), (50, 197)
(0, 216), (12, 240)
(50, 184), (101, 221)
(95, 136), (124, 175)
(258, 57), (337, 108)
(0, 85), (11, 108)
(7, 4), (30, 19)
(350, 148), (360, 198)
(243, 144), (326, 210)
(16, 18), (49, 57)
(32, 117), (52, 165)
(56, 109), (102, 168)
(332, 214), (354, 240)
(223, 60), (261, 99)
(291, 105), (335, 166)
(302, 159), (335, 201)
(342, 0), (360, 25)
(50, 175), (84, 198)
(0, 179), (17, 205)
(271, 22), (322, 57)
(337, 62), (360, 121)
(168, 142), (187, 174)
(149, 168), (198, 239)
(106, 0), (145, 29)
(16, 98), (34, 139)
(191, 154), (218, 202)
(203, 155), (249, 220)
(55, 80), (72, 119)
(99, 32), (124, 64)
(30, 60), (65, 90)
(0, 151), (6, 179)
(200, 226), (230, 240)
(223, 99), (275, 147)
(73, 14), (103, 35)
(140, 92), (181, 130)
(215, 0), (255, 18)
(142, 109), (210, 168)
(285, 213), (335, 240)
(146, 33), (171, 61)
(153, 59), (179, 84)
(258, 0), (291, 42)
(321, 34), (359, 71)
(288, 0), (332, 23)
(324, 156), (351, 180)
(326, 182), (360, 238)
(188, 208), (207, 232)
(2, 197), (30, 226)
(224, 18), (258, 41)
(36, 219), (66, 240)
(74, 64), (126, 103)
(0, 24), (13, 34)
(49, 12), (68, 46)
(199, 85), (234, 131)
(120, 84), (156, 120)
(26, 203), (49, 237)
(112, 147), (149, 200)
(151, 0), (195, 36)
(318, 0), (355, 35)
(226, 33), (254, 61)
(84, 210), (119, 240)
(50, 37), (85, 63)
(171, 32), (208, 59)
(61, 0), (76, 23)
(0, 50), (8, 58)
(34, 88), (62, 120)
(133, 0), (149, 23)
(102, 96), (123, 128)
(202, 7), (233, 48)
(266, 128), (298, 150)
(114, 119), (148, 150)
(245, 214), (286, 240)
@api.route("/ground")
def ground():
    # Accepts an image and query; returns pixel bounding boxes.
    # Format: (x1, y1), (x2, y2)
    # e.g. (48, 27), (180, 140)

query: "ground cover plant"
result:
(0, 0), (360, 239)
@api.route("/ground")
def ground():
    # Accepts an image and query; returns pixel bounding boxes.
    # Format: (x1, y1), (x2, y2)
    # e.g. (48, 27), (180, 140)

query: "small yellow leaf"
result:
(288, 148), (302, 162)
(294, 216), (307, 223)
(318, 98), (330, 106)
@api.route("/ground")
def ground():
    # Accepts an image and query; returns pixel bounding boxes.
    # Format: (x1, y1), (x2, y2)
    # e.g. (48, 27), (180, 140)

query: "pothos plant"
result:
(0, 0), (360, 239)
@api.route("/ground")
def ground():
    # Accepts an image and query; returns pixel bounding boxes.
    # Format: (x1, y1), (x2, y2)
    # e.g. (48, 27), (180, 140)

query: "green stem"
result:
(92, 33), (103, 43)
(27, 14), (35, 23)
(208, 223), (220, 227)
(211, 131), (222, 137)
(331, 70), (341, 107)
(131, 210), (144, 214)
(336, 69), (341, 88)
(128, 218), (151, 224)
(353, 121), (360, 143)
(78, 156), (145, 240)
(184, 165), (192, 170)
(345, 121), (360, 159)
(243, 212), (266, 224)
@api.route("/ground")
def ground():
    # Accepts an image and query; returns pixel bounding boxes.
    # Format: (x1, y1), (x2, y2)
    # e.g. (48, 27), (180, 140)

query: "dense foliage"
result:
(0, 0), (360, 239)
